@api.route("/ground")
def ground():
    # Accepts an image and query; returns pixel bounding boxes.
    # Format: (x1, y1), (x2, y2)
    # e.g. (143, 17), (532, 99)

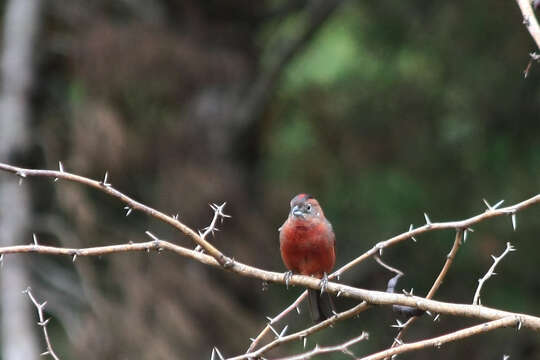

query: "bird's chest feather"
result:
(279, 220), (335, 276)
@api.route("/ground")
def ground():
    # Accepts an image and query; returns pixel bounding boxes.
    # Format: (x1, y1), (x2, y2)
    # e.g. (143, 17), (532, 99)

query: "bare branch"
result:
(0, 162), (232, 266)
(1, 240), (540, 332)
(331, 195), (539, 280)
(391, 229), (465, 347)
(231, 302), (370, 360)
(246, 291), (308, 352)
(23, 288), (60, 360)
(275, 331), (369, 360)
(473, 242), (516, 306)
(360, 317), (518, 360)
(515, 0), (540, 51)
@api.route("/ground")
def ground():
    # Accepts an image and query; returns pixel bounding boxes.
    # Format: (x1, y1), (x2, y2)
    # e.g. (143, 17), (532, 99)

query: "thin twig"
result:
(331, 195), (539, 280)
(230, 302), (370, 360)
(246, 291), (308, 353)
(275, 332), (369, 360)
(391, 229), (464, 348)
(23, 288), (60, 360)
(360, 317), (518, 360)
(473, 242), (516, 305)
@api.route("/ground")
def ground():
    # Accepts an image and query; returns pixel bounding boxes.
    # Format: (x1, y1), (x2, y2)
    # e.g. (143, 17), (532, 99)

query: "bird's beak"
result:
(292, 205), (303, 218)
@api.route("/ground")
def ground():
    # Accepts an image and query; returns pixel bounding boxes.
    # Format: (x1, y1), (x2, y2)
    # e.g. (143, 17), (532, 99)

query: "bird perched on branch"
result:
(279, 194), (336, 322)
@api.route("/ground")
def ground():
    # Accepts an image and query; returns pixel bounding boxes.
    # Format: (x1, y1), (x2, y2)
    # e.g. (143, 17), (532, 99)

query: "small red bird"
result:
(279, 194), (336, 322)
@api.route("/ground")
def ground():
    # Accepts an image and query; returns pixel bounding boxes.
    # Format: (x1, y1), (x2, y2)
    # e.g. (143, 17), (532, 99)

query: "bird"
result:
(279, 193), (336, 322)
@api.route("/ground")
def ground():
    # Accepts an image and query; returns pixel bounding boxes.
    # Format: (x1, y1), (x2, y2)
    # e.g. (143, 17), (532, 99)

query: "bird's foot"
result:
(320, 272), (329, 295)
(284, 271), (293, 289)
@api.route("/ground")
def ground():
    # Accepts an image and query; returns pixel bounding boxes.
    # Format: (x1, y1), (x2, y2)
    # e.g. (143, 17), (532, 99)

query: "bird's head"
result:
(289, 193), (324, 220)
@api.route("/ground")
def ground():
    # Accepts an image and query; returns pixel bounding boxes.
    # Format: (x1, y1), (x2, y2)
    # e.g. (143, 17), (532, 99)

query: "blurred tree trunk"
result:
(0, 0), (43, 358)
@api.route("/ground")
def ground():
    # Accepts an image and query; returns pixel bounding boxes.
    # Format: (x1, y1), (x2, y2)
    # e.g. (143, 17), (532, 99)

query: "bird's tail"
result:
(307, 289), (335, 323)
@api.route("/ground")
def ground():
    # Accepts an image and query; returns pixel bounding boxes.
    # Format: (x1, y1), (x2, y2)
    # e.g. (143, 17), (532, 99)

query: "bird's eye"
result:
(306, 204), (312, 212)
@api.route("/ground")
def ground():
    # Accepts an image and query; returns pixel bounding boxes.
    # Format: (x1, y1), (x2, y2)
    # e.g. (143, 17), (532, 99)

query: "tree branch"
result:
(0, 162), (232, 267)
(515, 0), (540, 51)
(473, 242), (516, 306)
(1, 238), (540, 332)
(23, 288), (60, 360)
(1, 163), (540, 340)
(390, 229), (464, 348)
(231, 302), (370, 360)
(276, 331), (369, 360)
(360, 316), (518, 360)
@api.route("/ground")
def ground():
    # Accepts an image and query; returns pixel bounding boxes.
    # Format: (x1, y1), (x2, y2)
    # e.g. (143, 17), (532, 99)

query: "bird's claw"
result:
(320, 273), (329, 295)
(284, 271), (293, 289)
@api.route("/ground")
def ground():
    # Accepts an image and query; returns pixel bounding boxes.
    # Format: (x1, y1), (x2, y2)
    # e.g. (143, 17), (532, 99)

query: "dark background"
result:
(1, 0), (540, 359)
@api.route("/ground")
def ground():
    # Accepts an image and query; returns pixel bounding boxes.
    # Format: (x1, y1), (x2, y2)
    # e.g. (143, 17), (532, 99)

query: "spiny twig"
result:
(473, 242), (516, 306)
(23, 288), (60, 360)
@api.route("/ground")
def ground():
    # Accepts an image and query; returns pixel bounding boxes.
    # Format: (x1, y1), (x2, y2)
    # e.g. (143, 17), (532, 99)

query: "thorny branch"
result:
(390, 229), (464, 348)
(0, 163), (539, 358)
(516, 0), (540, 50)
(23, 288), (60, 360)
(229, 302), (370, 360)
(473, 242), (516, 306)
(276, 332), (369, 360)
(360, 316), (518, 360)
(0, 162), (233, 267)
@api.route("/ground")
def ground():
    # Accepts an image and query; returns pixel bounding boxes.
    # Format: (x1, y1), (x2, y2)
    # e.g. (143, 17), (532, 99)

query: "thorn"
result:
(211, 202), (231, 220)
(16, 171), (27, 178)
(511, 213), (517, 231)
(214, 347), (225, 360)
(145, 231), (159, 241)
(54, 161), (64, 182)
(391, 319), (405, 328)
(38, 318), (51, 327)
(249, 338), (255, 343)
(266, 316), (273, 322)
(517, 320), (522, 330)
(303, 336), (307, 348)
(101, 171), (111, 187)
(211, 348), (215, 360)
(33, 233), (38, 245)
(394, 337), (403, 345)
(296, 306), (301, 314)
(336, 290), (342, 297)
(483, 199), (492, 210)
(173, 213), (179, 220)
(493, 199), (504, 209)
(503, 355), (510, 360)
(18, 177), (23, 186)
(268, 324), (280, 337)
(41, 350), (51, 356)
(491, 255), (497, 261)
(72, 254), (77, 262)
(433, 314), (440, 322)
(424, 212), (431, 225)
(124, 206), (133, 216)
(39, 301), (47, 309)
(279, 325), (289, 337)
(409, 223), (417, 242)
(402, 288), (414, 296)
